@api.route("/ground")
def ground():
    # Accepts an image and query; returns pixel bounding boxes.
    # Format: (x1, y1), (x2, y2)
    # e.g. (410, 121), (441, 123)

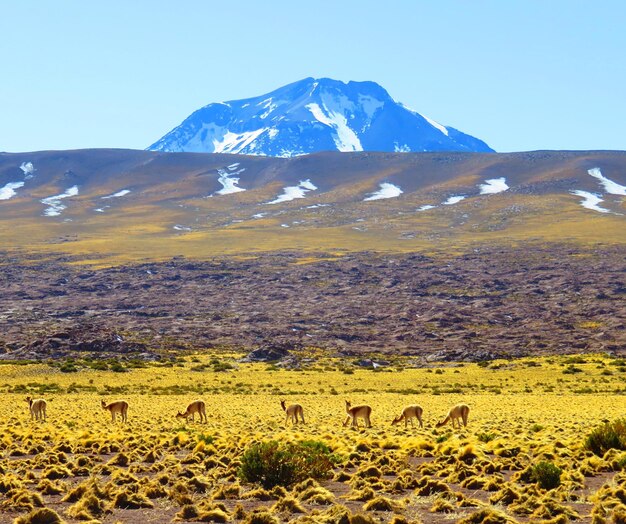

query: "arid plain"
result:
(1, 149), (625, 523)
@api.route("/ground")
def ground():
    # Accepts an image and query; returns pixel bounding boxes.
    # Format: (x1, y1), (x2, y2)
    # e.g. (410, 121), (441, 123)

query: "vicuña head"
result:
(343, 400), (372, 428)
(176, 400), (207, 423)
(280, 400), (305, 425)
(436, 403), (469, 429)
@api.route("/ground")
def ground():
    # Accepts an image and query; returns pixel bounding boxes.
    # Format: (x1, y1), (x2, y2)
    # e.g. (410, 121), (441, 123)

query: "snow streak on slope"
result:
(443, 195), (466, 205)
(422, 115), (449, 136)
(364, 183), (403, 201)
(266, 180), (317, 204)
(213, 129), (267, 154)
(214, 167), (246, 195)
(588, 168), (626, 195)
(570, 190), (610, 213)
(102, 189), (131, 199)
(0, 181), (25, 200)
(306, 103), (362, 152)
(479, 177), (509, 194)
(41, 186), (79, 217)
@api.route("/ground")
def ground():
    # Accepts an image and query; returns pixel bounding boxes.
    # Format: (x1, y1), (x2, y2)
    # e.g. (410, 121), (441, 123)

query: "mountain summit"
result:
(148, 78), (494, 156)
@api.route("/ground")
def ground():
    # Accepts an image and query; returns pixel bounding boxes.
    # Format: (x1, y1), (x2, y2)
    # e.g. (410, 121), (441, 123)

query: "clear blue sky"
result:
(1, 1), (624, 153)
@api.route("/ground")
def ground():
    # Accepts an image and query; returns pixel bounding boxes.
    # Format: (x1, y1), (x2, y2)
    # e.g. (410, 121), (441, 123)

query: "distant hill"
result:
(148, 77), (494, 156)
(0, 148), (624, 262)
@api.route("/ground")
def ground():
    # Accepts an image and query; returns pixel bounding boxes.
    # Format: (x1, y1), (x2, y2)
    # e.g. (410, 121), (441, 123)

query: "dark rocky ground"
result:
(0, 244), (624, 362)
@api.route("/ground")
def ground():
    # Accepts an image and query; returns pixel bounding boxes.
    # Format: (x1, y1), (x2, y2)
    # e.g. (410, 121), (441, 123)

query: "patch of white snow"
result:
(306, 103), (362, 152)
(588, 168), (626, 195)
(394, 143), (411, 152)
(41, 186), (79, 217)
(102, 189), (131, 199)
(443, 195), (466, 205)
(417, 204), (436, 211)
(173, 225), (193, 231)
(358, 95), (384, 120)
(0, 181), (25, 200)
(214, 167), (246, 195)
(364, 183), (403, 201)
(257, 98), (278, 119)
(422, 115), (449, 136)
(266, 179), (317, 204)
(213, 128), (267, 154)
(479, 177), (509, 195)
(19, 162), (35, 178)
(570, 190), (610, 213)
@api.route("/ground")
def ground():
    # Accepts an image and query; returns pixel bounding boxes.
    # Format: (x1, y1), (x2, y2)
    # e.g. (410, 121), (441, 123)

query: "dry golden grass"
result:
(1, 353), (626, 523)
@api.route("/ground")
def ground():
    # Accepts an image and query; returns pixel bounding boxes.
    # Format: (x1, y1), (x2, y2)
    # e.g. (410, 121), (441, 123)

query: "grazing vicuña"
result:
(436, 403), (470, 429)
(392, 405), (423, 428)
(176, 400), (207, 422)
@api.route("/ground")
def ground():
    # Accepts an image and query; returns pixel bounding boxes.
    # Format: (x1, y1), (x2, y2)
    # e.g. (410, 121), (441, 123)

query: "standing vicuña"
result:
(176, 400), (207, 423)
(392, 405), (423, 428)
(26, 396), (47, 421)
(436, 404), (470, 429)
(343, 400), (372, 428)
(281, 400), (305, 425)
(101, 400), (129, 422)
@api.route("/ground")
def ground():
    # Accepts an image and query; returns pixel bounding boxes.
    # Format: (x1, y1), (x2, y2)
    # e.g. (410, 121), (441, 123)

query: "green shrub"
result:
(110, 362), (127, 373)
(238, 440), (337, 488)
(585, 418), (626, 456)
(531, 461), (561, 490)
(60, 362), (78, 373)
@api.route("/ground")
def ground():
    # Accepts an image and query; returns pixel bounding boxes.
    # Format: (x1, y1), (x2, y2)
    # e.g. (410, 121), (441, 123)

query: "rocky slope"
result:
(1, 245), (623, 362)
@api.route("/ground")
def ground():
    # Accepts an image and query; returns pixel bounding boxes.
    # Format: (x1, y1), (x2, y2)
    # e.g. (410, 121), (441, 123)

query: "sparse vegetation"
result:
(0, 354), (624, 522)
(586, 418), (626, 456)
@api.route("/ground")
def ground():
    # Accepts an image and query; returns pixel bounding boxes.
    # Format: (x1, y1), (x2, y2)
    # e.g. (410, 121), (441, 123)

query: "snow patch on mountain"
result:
(358, 94), (384, 121)
(0, 181), (25, 201)
(443, 195), (466, 205)
(102, 189), (131, 199)
(266, 179), (317, 204)
(417, 204), (436, 211)
(422, 115), (449, 136)
(258, 98), (279, 119)
(41, 186), (79, 217)
(306, 103), (362, 152)
(20, 162), (36, 178)
(479, 177), (509, 195)
(571, 190), (610, 213)
(588, 168), (626, 195)
(214, 167), (246, 195)
(214, 129), (267, 154)
(364, 183), (403, 201)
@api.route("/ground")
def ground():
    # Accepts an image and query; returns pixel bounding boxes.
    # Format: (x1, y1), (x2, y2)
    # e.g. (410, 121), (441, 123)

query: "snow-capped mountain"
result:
(148, 78), (494, 156)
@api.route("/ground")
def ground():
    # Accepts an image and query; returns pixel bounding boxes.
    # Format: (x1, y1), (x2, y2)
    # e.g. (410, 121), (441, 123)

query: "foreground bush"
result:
(531, 461), (562, 490)
(585, 418), (626, 456)
(238, 440), (337, 488)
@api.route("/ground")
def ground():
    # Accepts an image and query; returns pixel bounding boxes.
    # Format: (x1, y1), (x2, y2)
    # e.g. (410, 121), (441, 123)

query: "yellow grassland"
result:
(2, 354), (626, 522)
(0, 191), (624, 268)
